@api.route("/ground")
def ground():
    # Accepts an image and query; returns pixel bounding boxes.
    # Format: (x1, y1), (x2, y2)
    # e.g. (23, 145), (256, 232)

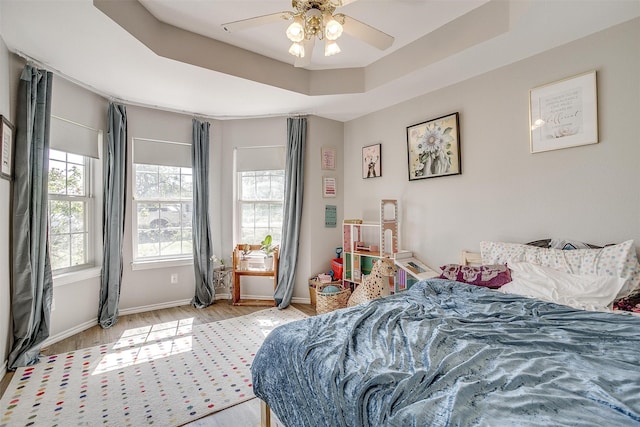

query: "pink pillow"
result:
(439, 264), (512, 288)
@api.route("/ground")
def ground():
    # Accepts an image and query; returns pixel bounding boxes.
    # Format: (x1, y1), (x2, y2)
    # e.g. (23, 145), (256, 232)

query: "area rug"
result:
(0, 307), (307, 427)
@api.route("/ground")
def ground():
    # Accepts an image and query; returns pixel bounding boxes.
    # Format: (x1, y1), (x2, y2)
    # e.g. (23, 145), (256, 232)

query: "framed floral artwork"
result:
(362, 143), (381, 179)
(529, 70), (598, 153)
(406, 112), (461, 181)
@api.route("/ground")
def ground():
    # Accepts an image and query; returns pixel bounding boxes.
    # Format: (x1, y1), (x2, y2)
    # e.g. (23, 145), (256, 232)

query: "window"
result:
(134, 163), (193, 260)
(238, 170), (284, 244)
(48, 149), (93, 272)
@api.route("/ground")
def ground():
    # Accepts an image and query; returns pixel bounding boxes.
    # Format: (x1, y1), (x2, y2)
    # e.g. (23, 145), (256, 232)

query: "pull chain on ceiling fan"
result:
(222, 0), (394, 67)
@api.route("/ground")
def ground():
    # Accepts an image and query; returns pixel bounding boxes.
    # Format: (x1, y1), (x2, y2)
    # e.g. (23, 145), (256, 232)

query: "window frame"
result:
(132, 163), (194, 263)
(235, 169), (285, 246)
(47, 149), (95, 274)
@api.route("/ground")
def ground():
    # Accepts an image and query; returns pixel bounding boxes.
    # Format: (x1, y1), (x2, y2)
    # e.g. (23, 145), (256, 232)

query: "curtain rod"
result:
(13, 51), (315, 122)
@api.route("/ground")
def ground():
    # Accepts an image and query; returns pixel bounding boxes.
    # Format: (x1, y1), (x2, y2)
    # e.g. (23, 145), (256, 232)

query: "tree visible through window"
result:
(134, 164), (193, 260)
(48, 149), (91, 271)
(238, 170), (284, 245)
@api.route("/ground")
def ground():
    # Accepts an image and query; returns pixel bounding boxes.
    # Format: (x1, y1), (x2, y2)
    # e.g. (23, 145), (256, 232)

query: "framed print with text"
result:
(322, 176), (336, 198)
(321, 146), (336, 170)
(529, 71), (598, 153)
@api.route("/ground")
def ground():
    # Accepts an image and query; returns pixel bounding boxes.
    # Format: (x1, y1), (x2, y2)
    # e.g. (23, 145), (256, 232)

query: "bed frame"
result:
(259, 250), (482, 426)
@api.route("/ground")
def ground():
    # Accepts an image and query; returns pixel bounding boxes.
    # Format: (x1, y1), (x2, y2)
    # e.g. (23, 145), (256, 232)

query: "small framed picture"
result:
(321, 146), (336, 170)
(0, 115), (15, 180)
(407, 112), (461, 181)
(362, 143), (381, 179)
(322, 176), (336, 198)
(529, 70), (598, 153)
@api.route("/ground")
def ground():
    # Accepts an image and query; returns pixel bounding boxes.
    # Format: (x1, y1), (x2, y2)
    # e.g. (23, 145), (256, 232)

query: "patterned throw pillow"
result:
(480, 240), (640, 299)
(439, 264), (512, 288)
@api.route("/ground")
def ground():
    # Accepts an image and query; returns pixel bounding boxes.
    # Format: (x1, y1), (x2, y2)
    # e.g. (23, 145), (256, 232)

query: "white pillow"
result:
(480, 240), (640, 300)
(499, 262), (627, 312)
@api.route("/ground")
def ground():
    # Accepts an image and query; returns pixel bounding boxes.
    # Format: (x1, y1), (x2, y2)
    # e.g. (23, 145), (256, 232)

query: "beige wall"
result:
(344, 18), (640, 269)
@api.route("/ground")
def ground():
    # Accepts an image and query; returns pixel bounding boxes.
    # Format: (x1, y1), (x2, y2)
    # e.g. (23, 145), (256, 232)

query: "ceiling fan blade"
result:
(330, 0), (359, 6)
(341, 15), (394, 50)
(294, 38), (315, 68)
(222, 11), (292, 33)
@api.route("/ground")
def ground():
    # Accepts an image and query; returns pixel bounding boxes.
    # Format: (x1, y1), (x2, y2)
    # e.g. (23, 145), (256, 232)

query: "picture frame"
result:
(529, 71), (598, 153)
(406, 112), (461, 181)
(322, 176), (336, 198)
(0, 115), (15, 180)
(321, 146), (336, 170)
(362, 143), (381, 179)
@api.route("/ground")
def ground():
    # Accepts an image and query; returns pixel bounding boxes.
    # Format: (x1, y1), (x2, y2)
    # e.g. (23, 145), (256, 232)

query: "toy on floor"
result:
(347, 258), (397, 307)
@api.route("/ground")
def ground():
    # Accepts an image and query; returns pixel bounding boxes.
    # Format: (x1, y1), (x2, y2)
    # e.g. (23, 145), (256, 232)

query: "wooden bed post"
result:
(260, 400), (271, 427)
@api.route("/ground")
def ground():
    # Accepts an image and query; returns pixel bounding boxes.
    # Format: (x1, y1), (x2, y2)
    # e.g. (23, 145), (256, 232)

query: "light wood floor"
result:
(0, 301), (317, 427)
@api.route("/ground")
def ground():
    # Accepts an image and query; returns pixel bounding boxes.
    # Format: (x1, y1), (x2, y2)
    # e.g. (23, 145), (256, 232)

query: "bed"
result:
(251, 240), (640, 426)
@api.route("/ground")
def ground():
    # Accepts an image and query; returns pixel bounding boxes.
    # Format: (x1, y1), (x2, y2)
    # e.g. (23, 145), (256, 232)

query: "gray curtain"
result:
(274, 117), (307, 308)
(98, 103), (127, 328)
(191, 119), (215, 308)
(8, 65), (54, 369)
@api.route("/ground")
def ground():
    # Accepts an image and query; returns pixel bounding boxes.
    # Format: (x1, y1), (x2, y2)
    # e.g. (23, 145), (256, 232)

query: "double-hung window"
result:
(235, 146), (285, 246)
(47, 116), (101, 274)
(48, 150), (92, 271)
(133, 138), (193, 261)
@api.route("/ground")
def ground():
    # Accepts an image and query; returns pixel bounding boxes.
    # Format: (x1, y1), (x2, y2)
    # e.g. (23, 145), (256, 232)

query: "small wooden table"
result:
(232, 244), (279, 306)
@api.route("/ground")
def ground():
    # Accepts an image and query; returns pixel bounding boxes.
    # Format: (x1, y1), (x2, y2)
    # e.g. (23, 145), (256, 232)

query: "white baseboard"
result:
(42, 319), (97, 349)
(40, 294), (311, 350)
(118, 299), (192, 316)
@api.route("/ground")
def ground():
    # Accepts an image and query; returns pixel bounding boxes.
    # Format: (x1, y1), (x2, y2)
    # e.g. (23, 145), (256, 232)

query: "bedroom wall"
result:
(343, 18), (640, 269)
(218, 116), (344, 301)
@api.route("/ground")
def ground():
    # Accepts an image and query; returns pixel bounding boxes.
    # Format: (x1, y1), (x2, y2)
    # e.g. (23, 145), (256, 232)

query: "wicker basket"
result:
(315, 282), (351, 315)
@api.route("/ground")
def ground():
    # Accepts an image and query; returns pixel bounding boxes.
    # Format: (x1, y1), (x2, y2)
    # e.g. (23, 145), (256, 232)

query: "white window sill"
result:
(53, 266), (102, 287)
(131, 258), (193, 271)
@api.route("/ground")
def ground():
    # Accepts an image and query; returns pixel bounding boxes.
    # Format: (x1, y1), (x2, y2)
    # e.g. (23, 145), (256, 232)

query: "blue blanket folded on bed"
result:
(252, 279), (640, 426)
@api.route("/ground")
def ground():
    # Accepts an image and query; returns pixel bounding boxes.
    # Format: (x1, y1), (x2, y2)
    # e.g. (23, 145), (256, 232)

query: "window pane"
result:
(70, 201), (85, 233)
(181, 174), (193, 198)
(49, 200), (70, 235)
(70, 233), (87, 266)
(67, 153), (84, 165)
(50, 234), (70, 270)
(254, 203), (270, 227)
(241, 203), (255, 227)
(241, 174), (256, 200)
(66, 163), (85, 196)
(159, 173), (181, 199)
(49, 160), (67, 194)
(136, 171), (159, 199)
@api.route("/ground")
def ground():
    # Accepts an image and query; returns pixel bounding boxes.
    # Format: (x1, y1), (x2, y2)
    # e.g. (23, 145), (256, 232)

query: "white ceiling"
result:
(1, 0), (638, 122)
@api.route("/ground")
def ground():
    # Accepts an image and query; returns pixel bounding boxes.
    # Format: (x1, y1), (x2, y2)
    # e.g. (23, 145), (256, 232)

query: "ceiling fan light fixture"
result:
(324, 40), (341, 56)
(286, 16), (305, 42)
(324, 15), (343, 40)
(289, 41), (305, 58)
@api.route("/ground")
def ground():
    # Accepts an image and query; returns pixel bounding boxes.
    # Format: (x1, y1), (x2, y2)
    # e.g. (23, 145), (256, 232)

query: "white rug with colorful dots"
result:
(0, 306), (307, 427)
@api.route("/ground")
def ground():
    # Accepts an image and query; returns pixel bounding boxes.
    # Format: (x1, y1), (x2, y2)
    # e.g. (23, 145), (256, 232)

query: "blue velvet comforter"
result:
(251, 279), (640, 426)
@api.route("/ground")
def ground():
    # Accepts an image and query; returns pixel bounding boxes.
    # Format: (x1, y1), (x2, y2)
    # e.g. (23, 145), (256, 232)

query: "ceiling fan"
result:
(222, 0), (394, 67)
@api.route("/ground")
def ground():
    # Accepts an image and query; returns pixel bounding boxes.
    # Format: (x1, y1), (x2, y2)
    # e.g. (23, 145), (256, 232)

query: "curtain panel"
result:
(8, 65), (54, 369)
(98, 103), (127, 328)
(191, 119), (215, 308)
(274, 117), (307, 308)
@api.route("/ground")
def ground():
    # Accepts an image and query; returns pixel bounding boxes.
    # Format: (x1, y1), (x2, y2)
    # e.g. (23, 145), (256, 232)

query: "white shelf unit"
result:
(342, 200), (399, 291)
